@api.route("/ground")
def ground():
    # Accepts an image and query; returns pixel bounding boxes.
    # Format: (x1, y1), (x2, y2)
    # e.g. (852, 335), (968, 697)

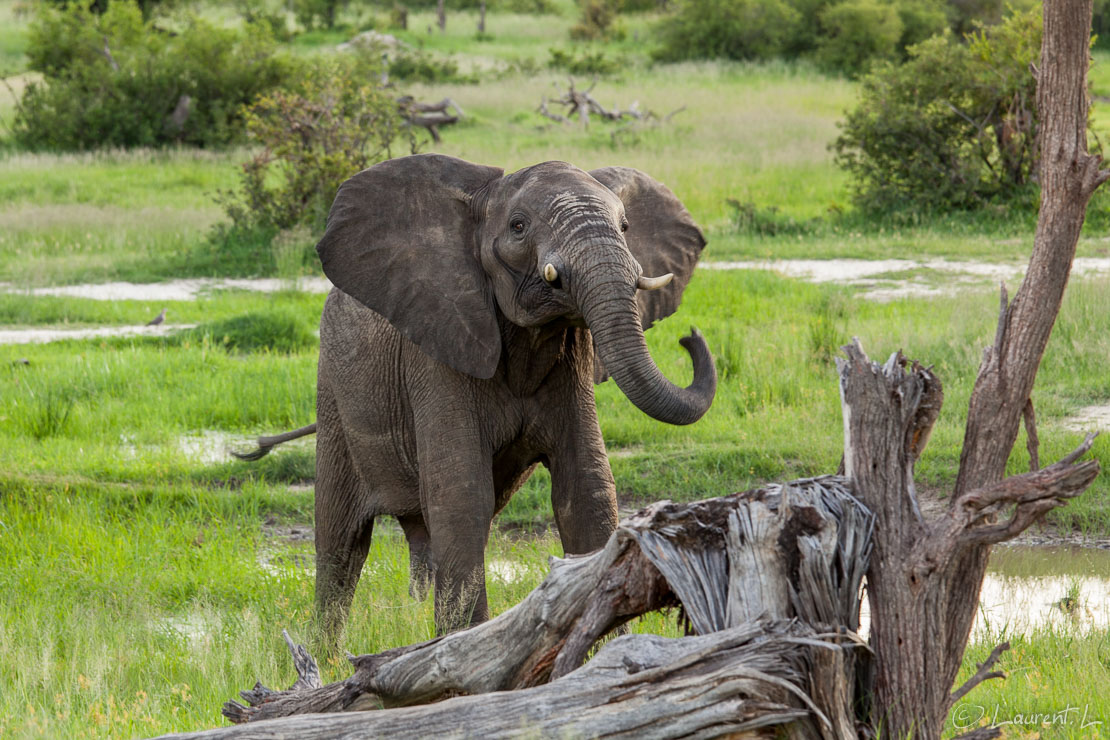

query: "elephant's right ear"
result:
(317, 154), (505, 379)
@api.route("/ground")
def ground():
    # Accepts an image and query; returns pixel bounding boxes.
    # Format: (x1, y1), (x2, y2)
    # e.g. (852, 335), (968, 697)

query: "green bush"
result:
(294, 0), (343, 29)
(13, 1), (292, 151)
(188, 310), (318, 354)
(548, 47), (623, 75)
(726, 198), (818, 237)
(216, 58), (415, 242)
(387, 47), (477, 83)
(815, 0), (903, 76)
(652, 0), (801, 62)
(571, 0), (625, 40)
(893, 0), (949, 50)
(833, 6), (1042, 215)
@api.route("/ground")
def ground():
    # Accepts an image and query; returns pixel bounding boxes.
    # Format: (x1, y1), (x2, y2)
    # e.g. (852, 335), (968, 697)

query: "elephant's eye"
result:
(510, 219), (526, 234)
(620, 220), (629, 233)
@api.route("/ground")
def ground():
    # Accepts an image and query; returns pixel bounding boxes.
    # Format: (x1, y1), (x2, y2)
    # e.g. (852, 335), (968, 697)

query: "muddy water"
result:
(860, 545), (1110, 639)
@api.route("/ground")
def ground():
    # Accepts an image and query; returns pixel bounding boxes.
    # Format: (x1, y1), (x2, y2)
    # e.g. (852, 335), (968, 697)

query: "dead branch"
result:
(536, 97), (568, 124)
(1022, 397), (1040, 471)
(949, 641), (1009, 706)
(396, 96), (463, 143)
(911, 433), (1098, 578)
(161, 623), (850, 740)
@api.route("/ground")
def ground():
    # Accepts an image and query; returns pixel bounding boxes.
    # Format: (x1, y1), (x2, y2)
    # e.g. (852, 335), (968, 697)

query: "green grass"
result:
(2, 2), (1110, 736)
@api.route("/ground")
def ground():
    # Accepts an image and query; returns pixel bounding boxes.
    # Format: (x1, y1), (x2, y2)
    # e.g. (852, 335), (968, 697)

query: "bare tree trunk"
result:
(853, 0), (1108, 736)
(478, 1), (485, 33)
(436, 0), (445, 32)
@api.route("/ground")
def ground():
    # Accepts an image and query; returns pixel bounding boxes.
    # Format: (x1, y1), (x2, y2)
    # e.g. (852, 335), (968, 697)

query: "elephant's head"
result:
(316, 153), (716, 425)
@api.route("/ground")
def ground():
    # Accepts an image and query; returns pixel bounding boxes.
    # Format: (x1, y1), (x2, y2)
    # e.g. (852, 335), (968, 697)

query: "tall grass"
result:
(2, 5), (1109, 736)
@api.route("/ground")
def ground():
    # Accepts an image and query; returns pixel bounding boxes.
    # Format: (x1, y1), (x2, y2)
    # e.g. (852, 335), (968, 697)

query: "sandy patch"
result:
(0, 277), (333, 302)
(1062, 404), (1110, 433)
(0, 323), (195, 345)
(704, 257), (1110, 301)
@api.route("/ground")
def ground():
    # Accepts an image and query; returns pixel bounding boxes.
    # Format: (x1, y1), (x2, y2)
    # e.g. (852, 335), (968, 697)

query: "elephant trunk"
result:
(575, 260), (716, 426)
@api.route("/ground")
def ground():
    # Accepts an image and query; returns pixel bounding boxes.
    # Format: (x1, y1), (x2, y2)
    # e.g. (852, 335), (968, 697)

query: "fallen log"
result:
(397, 96), (464, 143)
(543, 78), (683, 128)
(158, 477), (874, 738)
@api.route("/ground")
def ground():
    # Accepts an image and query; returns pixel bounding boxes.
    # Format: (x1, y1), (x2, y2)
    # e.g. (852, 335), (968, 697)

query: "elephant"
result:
(240, 153), (717, 640)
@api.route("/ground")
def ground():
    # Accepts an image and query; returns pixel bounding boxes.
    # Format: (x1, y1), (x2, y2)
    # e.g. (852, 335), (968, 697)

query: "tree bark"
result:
(854, 0), (1108, 735)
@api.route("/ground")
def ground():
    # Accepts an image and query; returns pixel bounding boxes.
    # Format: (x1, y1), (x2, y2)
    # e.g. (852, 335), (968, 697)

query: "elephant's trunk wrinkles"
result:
(569, 237), (716, 426)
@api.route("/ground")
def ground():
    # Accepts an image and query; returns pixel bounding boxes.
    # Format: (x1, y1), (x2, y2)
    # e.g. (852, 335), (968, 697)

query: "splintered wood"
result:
(161, 479), (872, 739)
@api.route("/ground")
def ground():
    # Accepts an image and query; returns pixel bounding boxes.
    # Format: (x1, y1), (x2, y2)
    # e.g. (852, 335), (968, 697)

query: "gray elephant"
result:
(242, 154), (717, 639)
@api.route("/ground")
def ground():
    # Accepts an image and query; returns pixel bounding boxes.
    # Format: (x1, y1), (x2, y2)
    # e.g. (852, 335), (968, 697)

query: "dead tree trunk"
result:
(852, 0), (1108, 736)
(436, 0), (445, 32)
(159, 479), (874, 738)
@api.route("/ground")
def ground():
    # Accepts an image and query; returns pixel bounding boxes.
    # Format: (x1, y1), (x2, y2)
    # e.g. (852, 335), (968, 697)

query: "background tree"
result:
(833, 6), (1042, 214)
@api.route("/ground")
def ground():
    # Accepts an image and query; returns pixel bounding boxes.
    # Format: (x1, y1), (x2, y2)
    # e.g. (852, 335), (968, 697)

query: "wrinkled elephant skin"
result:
(305, 154), (717, 639)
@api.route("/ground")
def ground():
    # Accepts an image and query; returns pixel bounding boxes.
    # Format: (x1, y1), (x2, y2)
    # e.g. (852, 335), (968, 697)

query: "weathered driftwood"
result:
(542, 79), (684, 128)
(160, 478), (873, 738)
(396, 97), (464, 143)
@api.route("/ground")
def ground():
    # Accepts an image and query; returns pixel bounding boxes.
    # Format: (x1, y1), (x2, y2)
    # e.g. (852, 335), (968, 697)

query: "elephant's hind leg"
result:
(314, 383), (375, 646)
(398, 514), (433, 601)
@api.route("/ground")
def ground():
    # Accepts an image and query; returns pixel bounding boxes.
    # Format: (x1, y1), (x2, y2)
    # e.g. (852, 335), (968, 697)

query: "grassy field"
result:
(2, 2), (1110, 737)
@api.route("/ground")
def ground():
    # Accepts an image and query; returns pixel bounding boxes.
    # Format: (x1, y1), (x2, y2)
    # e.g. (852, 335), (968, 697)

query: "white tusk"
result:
(544, 263), (559, 283)
(637, 273), (674, 291)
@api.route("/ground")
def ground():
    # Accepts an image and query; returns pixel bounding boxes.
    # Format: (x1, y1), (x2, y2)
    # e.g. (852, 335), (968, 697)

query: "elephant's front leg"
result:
(413, 383), (496, 635)
(546, 403), (619, 556)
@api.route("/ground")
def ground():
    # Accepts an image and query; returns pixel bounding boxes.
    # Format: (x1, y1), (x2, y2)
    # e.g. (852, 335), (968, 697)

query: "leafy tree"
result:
(833, 5), (1042, 214)
(816, 0), (903, 76)
(217, 59), (416, 238)
(14, 1), (292, 150)
(652, 0), (801, 61)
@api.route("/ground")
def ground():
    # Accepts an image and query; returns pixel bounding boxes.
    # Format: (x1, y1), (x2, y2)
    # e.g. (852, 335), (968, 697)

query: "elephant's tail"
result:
(231, 423), (318, 461)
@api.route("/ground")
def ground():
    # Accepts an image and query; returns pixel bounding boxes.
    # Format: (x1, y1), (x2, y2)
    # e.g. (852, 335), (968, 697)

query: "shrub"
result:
(548, 47), (623, 75)
(189, 310), (318, 354)
(216, 58), (415, 242)
(387, 47), (477, 83)
(652, 0), (801, 62)
(14, 1), (292, 151)
(727, 199), (818, 237)
(893, 0), (949, 51)
(571, 0), (625, 41)
(293, 0), (343, 29)
(832, 6), (1042, 215)
(815, 0), (903, 77)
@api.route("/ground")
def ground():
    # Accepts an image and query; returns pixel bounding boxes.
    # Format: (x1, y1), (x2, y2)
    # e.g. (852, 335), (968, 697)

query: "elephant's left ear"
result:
(590, 166), (706, 382)
(590, 167), (706, 329)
